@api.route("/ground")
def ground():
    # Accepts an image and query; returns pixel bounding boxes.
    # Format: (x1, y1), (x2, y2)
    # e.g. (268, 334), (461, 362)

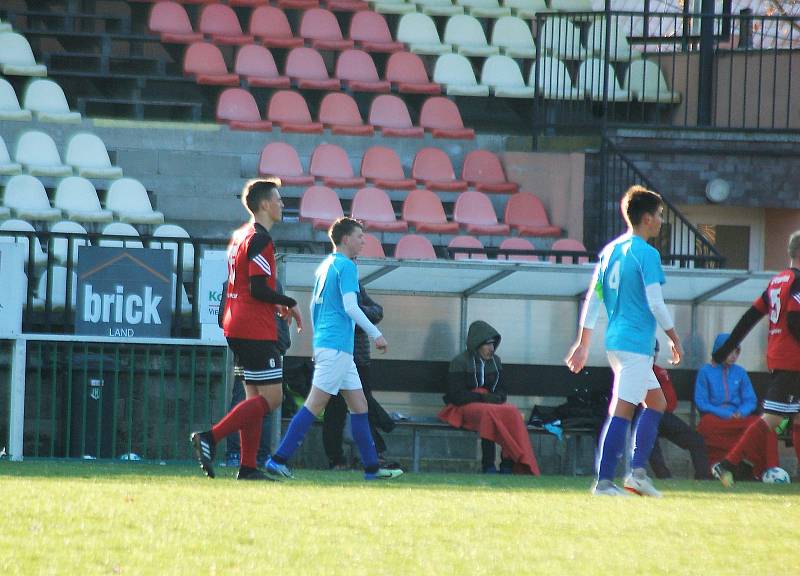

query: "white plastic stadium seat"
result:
(539, 17), (585, 59)
(529, 56), (583, 99)
(624, 60), (681, 104)
(65, 133), (123, 179)
(98, 222), (144, 249)
(587, 18), (640, 62)
(105, 178), (165, 225)
(371, 0), (416, 15)
(3, 174), (62, 221)
(49, 220), (90, 265)
(14, 130), (73, 177)
(444, 15), (500, 57)
(54, 177), (114, 223)
(416, 0), (464, 17)
(577, 58), (631, 101)
(0, 77), (32, 121)
(23, 79), (82, 123)
(151, 224), (195, 275)
(396, 13), (452, 56)
(491, 16), (537, 58)
(0, 33), (47, 76)
(456, 0), (511, 18)
(0, 135), (22, 176)
(0, 218), (48, 268)
(502, 0), (549, 19)
(433, 53), (490, 96)
(33, 266), (78, 311)
(481, 55), (535, 97)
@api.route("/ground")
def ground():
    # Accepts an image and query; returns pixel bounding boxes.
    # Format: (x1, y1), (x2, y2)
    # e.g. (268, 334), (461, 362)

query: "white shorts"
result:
(312, 348), (362, 395)
(607, 350), (660, 405)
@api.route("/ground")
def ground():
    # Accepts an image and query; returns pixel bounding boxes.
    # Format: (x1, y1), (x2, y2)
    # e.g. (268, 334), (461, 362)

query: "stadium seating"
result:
(461, 149), (519, 193)
(412, 147), (468, 191)
(299, 185), (344, 230)
(335, 50), (391, 92)
(419, 97), (475, 139)
(502, 0), (548, 19)
(151, 223), (195, 274)
(497, 237), (538, 261)
(53, 177), (114, 223)
(350, 187), (408, 232)
(22, 80), (81, 123)
(0, 136), (22, 175)
(393, 234), (437, 259)
(586, 18), (640, 62)
(300, 8), (354, 51)
(183, 43), (239, 86)
(258, 142), (314, 185)
(65, 133), (124, 179)
(417, 0), (464, 17)
(503, 191), (560, 236)
(348, 11), (404, 53)
(148, 2), (203, 44)
(491, 16), (537, 58)
(448, 235), (487, 259)
(98, 222), (144, 249)
(235, 44), (291, 88)
(105, 178), (165, 225)
(577, 58), (630, 101)
(0, 219), (47, 268)
(326, 0), (370, 13)
(624, 60), (682, 103)
(539, 17), (585, 60)
(549, 238), (589, 264)
(385, 52), (441, 95)
(49, 220), (90, 266)
(309, 144), (366, 188)
(0, 18), (11, 32)
(318, 92), (374, 135)
(444, 15), (499, 57)
(14, 131), (72, 177)
(3, 175), (62, 221)
(278, 0), (319, 11)
(457, 0), (511, 19)
(360, 146), (416, 189)
(267, 90), (325, 133)
(360, 233), (386, 258)
(0, 32), (47, 76)
(453, 190), (510, 235)
(402, 188), (459, 233)
(285, 47), (341, 90)
(481, 55), (536, 98)
(433, 53), (490, 96)
(216, 88), (273, 131)
(198, 4), (254, 45)
(249, 6), (304, 48)
(529, 56), (583, 99)
(368, 95), (424, 137)
(371, 0), (416, 16)
(397, 13), (453, 55)
(0, 78), (32, 121)
(33, 266), (77, 311)
(549, 0), (593, 13)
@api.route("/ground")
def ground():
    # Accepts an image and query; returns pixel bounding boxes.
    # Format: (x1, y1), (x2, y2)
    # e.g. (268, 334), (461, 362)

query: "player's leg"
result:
(322, 393), (348, 468)
(659, 412), (711, 479)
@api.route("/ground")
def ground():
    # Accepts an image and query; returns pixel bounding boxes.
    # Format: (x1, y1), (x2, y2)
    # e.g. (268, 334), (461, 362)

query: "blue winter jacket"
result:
(694, 333), (758, 419)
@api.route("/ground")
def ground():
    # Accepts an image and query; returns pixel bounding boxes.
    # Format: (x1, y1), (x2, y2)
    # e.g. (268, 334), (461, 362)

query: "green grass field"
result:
(1, 461), (798, 576)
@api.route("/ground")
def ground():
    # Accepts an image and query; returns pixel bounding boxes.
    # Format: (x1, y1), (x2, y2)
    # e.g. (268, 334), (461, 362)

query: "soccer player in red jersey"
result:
(711, 231), (800, 487)
(191, 178), (303, 481)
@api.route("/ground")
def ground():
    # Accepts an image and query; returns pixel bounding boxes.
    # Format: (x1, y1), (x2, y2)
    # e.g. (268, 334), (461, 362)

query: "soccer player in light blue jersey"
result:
(266, 217), (403, 481)
(566, 185), (683, 497)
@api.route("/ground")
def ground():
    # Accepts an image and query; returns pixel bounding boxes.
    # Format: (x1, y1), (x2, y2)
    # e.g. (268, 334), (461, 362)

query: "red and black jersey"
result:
(752, 268), (800, 371)
(222, 222), (278, 340)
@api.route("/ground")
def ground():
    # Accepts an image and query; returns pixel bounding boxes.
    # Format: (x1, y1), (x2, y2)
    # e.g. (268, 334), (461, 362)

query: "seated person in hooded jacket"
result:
(438, 320), (540, 475)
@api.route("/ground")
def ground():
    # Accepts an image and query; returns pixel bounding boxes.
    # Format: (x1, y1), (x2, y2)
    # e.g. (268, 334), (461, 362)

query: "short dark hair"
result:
(329, 217), (363, 245)
(621, 185), (662, 226)
(789, 230), (800, 260)
(242, 177), (281, 214)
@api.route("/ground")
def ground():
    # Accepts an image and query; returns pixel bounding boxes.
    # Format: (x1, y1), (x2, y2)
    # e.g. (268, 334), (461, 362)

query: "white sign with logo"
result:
(0, 244), (24, 337)
(199, 250), (227, 343)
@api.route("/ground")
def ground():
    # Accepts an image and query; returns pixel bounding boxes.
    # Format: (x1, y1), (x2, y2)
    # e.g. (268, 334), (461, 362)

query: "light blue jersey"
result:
(594, 233), (665, 355)
(310, 253), (360, 353)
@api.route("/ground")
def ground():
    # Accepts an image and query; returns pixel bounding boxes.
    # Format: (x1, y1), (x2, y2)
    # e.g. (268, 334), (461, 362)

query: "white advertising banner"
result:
(199, 250), (227, 343)
(0, 244), (24, 337)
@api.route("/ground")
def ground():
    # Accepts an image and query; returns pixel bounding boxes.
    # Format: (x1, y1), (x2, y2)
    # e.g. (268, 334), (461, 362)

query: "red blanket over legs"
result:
(697, 414), (778, 478)
(438, 403), (540, 476)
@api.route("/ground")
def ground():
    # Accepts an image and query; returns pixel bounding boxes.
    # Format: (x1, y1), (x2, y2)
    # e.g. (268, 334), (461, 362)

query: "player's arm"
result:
(644, 282), (682, 365)
(565, 267), (601, 373)
(787, 276), (800, 343)
(246, 234), (297, 307)
(340, 262), (386, 351)
(711, 294), (768, 364)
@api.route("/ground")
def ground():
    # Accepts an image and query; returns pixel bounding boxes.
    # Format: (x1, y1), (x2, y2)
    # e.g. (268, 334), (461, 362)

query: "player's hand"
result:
(288, 306), (303, 333)
(375, 335), (388, 353)
(669, 339), (683, 366)
(565, 342), (588, 374)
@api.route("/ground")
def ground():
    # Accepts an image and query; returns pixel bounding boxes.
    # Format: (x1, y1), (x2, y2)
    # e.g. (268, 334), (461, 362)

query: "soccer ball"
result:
(761, 467), (791, 484)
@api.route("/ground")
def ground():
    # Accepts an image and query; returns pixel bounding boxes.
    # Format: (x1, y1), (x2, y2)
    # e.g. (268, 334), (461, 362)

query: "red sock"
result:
(240, 412), (266, 469)
(727, 418), (769, 466)
(211, 395), (270, 447)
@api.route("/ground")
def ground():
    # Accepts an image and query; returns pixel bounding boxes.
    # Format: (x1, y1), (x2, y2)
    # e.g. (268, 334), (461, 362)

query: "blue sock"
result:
(597, 416), (629, 481)
(350, 412), (379, 473)
(630, 408), (663, 470)
(273, 406), (315, 464)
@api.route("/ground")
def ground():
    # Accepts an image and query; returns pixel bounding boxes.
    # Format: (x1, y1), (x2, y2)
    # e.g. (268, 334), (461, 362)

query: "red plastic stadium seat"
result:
(285, 47), (341, 90)
(318, 93), (374, 136)
(549, 238), (589, 264)
(183, 43), (239, 85)
(216, 88), (273, 131)
(148, 2), (202, 44)
(310, 143), (366, 188)
(360, 146), (416, 190)
(448, 235), (487, 260)
(324, 0), (369, 12)
(394, 234), (437, 260)
(360, 233), (386, 258)
(368, 95), (424, 138)
(198, 4), (254, 45)
(249, 6), (304, 49)
(259, 142), (314, 185)
(503, 192), (560, 237)
(461, 150), (519, 194)
(497, 237), (538, 261)
(335, 50), (391, 93)
(267, 90), (324, 133)
(229, 0), (268, 6)
(300, 185), (344, 230)
(402, 188), (459, 233)
(278, 0), (319, 10)
(411, 147), (468, 191)
(349, 12), (404, 53)
(419, 97), (475, 139)
(453, 191), (510, 235)
(299, 8), (354, 51)
(351, 187), (408, 232)
(385, 52), (441, 95)
(235, 45), (291, 88)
